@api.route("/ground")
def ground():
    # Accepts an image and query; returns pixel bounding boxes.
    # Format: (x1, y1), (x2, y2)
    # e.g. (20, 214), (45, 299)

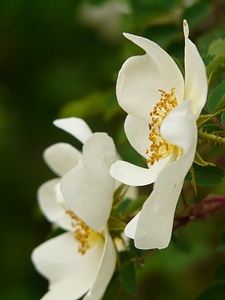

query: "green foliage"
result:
(113, 184), (129, 207)
(197, 114), (214, 126)
(196, 282), (225, 300)
(208, 39), (225, 57)
(215, 261), (225, 282)
(196, 260), (225, 299)
(198, 128), (225, 145)
(144, 24), (180, 48)
(129, 0), (179, 13)
(194, 151), (215, 167)
(221, 112), (225, 128)
(206, 55), (225, 81)
(172, 228), (192, 252)
(90, 0), (108, 5)
(60, 90), (123, 123)
(217, 230), (225, 252)
(206, 38), (225, 85)
(120, 261), (137, 296)
(125, 195), (147, 215)
(207, 81), (225, 113)
(59, 91), (106, 118)
(2, 0), (225, 299)
(183, 1), (212, 30)
(186, 164), (224, 186)
(102, 273), (121, 300)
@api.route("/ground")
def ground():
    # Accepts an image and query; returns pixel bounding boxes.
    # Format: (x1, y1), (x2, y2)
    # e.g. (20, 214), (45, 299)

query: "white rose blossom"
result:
(110, 20), (208, 249)
(32, 117), (117, 300)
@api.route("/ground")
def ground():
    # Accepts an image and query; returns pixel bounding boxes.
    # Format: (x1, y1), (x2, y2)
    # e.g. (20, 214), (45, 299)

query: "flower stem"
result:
(198, 128), (225, 144)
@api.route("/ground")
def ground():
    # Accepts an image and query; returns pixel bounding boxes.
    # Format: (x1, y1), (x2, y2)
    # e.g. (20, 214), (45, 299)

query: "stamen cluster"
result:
(66, 210), (98, 255)
(146, 88), (178, 165)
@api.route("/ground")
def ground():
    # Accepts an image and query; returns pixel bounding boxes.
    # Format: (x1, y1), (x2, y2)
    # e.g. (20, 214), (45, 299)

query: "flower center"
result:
(146, 88), (178, 165)
(66, 210), (99, 255)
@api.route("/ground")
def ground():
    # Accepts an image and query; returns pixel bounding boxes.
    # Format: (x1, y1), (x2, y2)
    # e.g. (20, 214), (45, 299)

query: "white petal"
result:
(83, 228), (116, 300)
(44, 143), (81, 177)
(81, 133), (117, 185)
(133, 181), (183, 249)
(38, 179), (73, 231)
(31, 232), (104, 300)
(116, 33), (184, 121)
(183, 20), (208, 119)
(110, 159), (169, 186)
(61, 133), (116, 232)
(157, 99), (197, 193)
(124, 211), (140, 239)
(124, 114), (150, 158)
(53, 117), (93, 144)
(161, 99), (196, 152)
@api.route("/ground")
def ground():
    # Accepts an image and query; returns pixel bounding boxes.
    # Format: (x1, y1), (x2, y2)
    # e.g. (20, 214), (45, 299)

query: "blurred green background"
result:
(1, 0), (225, 299)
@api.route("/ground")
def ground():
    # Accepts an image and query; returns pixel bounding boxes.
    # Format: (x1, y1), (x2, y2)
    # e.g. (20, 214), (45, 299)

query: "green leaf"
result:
(221, 112), (225, 128)
(185, 164), (224, 186)
(207, 81), (225, 113)
(197, 109), (225, 126)
(195, 282), (225, 300)
(194, 151), (215, 167)
(125, 194), (147, 215)
(120, 261), (137, 296)
(206, 55), (225, 81)
(197, 114), (214, 126)
(113, 184), (128, 208)
(108, 215), (126, 232)
(208, 39), (225, 57)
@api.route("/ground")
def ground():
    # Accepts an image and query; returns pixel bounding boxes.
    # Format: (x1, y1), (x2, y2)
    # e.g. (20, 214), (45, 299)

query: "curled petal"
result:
(124, 114), (150, 158)
(38, 179), (73, 231)
(183, 20), (208, 119)
(110, 160), (168, 186)
(31, 232), (104, 300)
(161, 99), (196, 152)
(44, 143), (81, 177)
(83, 228), (116, 300)
(116, 33), (184, 121)
(157, 99), (197, 193)
(127, 181), (183, 249)
(61, 133), (116, 232)
(124, 211), (140, 239)
(53, 117), (93, 144)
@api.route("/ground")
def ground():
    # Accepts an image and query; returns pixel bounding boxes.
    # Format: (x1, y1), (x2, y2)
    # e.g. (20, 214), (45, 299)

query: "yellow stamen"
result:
(146, 88), (178, 165)
(66, 210), (99, 255)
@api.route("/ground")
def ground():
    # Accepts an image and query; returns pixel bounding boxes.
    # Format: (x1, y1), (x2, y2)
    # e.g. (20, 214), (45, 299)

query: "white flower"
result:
(32, 117), (117, 300)
(110, 20), (208, 249)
